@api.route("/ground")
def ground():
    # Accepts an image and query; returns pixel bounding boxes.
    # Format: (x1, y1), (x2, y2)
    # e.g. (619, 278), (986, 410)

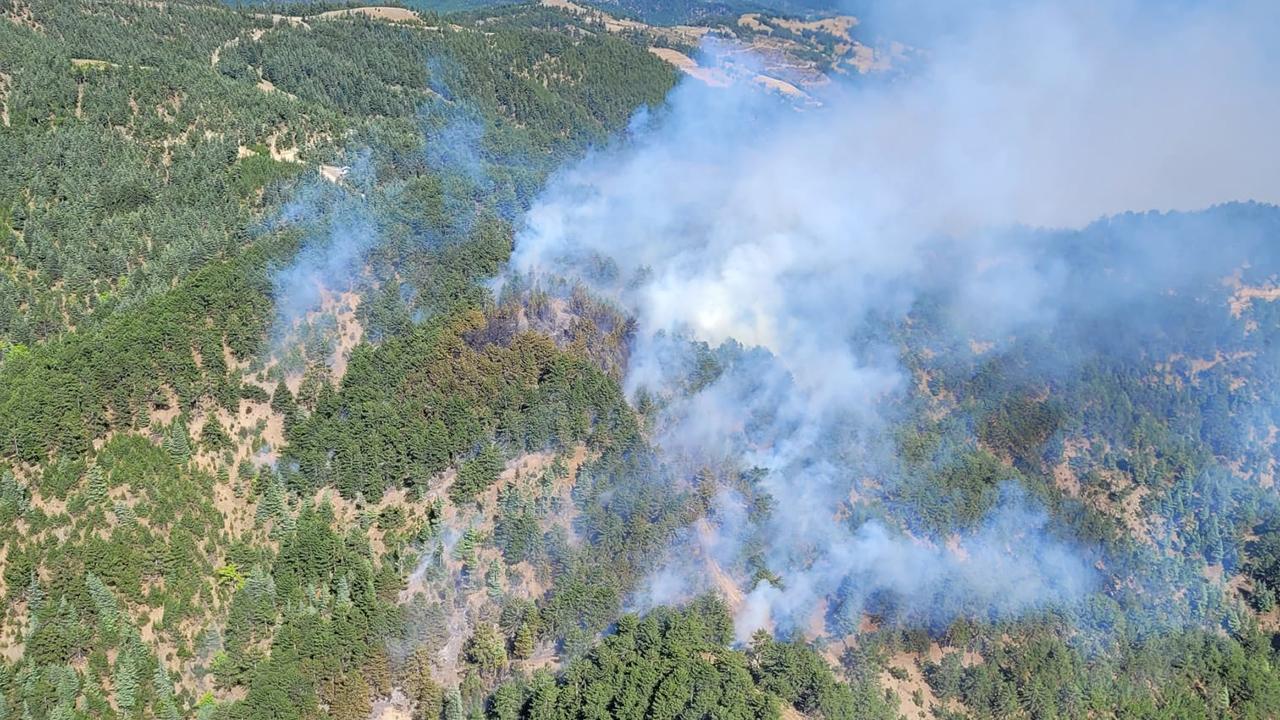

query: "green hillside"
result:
(3, 2), (1280, 720)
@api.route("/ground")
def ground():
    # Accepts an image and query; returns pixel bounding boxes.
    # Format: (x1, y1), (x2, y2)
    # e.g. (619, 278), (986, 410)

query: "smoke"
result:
(269, 152), (377, 348)
(509, 0), (1280, 638)
(266, 87), (502, 364)
(737, 486), (1092, 639)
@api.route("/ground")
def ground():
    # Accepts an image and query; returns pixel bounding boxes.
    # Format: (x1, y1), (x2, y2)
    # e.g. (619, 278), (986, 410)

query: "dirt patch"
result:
(4, 0), (42, 32)
(0, 599), (26, 663)
(751, 73), (809, 100)
(0, 72), (10, 127)
(881, 651), (940, 720)
(540, 0), (704, 47)
(150, 387), (183, 428)
(507, 560), (549, 599)
(837, 40), (899, 74)
(320, 164), (350, 184)
(392, 446), (589, 686)
(738, 14), (771, 33)
(773, 15), (857, 40)
(211, 36), (238, 68)
(545, 445), (588, 543)
(271, 287), (365, 386)
(649, 46), (697, 70)
(779, 707), (806, 720)
(912, 366), (956, 421)
(1103, 477), (1150, 541)
(540, 0), (646, 33)
(1051, 437), (1089, 498)
(648, 47), (731, 87)
(879, 647), (979, 720)
(266, 131), (301, 162)
(1232, 285), (1280, 316)
(739, 13), (858, 42)
(1157, 350), (1255, 388)
(1209, 568), (1280, 631)
(251, 12), (309, 28)
(370, 689), (414, 720)
(1224, 270), (1280, 317)
(543, 0), (863, 95)
(693, 518), (745, 614)
(327, 290), (364, 381)
(968, 339), (994, 355)
(71, 58), (116, 69)
(316, 6), (421, 23)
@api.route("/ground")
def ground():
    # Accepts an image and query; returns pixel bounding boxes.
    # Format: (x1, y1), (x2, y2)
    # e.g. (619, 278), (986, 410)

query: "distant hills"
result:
(222, 0), (851, 25)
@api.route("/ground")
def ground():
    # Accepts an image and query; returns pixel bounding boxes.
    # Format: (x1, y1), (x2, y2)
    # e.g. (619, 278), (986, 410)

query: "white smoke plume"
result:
(508, 0), (1280, 637)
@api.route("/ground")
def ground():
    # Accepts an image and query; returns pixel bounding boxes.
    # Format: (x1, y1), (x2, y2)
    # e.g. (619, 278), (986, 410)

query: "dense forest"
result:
(3, 1), (1280, 720)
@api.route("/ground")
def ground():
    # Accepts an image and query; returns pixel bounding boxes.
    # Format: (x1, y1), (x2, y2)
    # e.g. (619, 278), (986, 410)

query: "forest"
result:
(3, 1), (1280, 720)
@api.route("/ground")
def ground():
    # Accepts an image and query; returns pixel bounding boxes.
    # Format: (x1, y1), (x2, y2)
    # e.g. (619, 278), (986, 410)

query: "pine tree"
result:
(86, 573), (120, 639)
(485, 559), (504, 598)
(114, 646), (141, 713)
(401, 647), (443, 716)
(465, 624), (507, 675)
(113, 500), (137, 527)
(442, 689), (463, 720)
(491, 683), (523, 720)
(86, 466), (108, 505)
(453, 527), (480, 566)
(153, 664), (182, 720)
(326, 673), (371, 720)
(271, 380), (298, 429)
(256, 475), (285, 525)
(512, 620), (536, 660)
(201, 415), (232, 453)
(334, 575), (352, 608)
(526, 671), (559, 718)
(26, 573), (44, 616)
(164, 422), (192, 464)
(0, 470), (29, 520)
(1255, 584), (1278, 613)
(415, 680), (444, 720)
(45, 665), (78, 720)
(1225, 603), (1248, 639)
(272, 509), (297, 540)
(363, 648), (393, 698)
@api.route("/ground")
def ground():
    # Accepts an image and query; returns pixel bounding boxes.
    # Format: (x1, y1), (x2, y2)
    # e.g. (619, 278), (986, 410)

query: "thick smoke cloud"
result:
(509, 0), (1280, 638)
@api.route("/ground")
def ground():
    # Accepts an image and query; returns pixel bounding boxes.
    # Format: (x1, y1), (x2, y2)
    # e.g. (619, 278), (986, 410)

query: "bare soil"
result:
(1224, 270), (1280, 317)
(316, 6), (420, 23)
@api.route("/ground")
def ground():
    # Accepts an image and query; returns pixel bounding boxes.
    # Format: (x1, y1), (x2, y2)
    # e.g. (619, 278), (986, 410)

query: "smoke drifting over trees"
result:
(508, 0), (1280, 638)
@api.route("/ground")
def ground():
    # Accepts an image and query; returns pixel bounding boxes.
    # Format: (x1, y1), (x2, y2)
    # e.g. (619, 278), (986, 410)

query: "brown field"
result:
(648, 47), (732, 87)
(316, 6), (421, 23)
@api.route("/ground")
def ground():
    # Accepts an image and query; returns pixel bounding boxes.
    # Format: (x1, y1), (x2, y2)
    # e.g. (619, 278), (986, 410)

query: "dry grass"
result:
(316, 6), (421, 23)
(391, 445), (589, 685)
(0, 72), (11, 127)
(738, 13), (858, 42)
(693, 518), (746, 614)
(1224, 270), (1280, 318)
(751, 73), (807, 99)
(648, 47), (731, 87)
(320, 164), (349, 184)
(70, 58), (116, 69)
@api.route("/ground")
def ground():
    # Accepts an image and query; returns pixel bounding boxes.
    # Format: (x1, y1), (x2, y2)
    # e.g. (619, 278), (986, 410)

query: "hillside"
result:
(3, 1), (1280, 720)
